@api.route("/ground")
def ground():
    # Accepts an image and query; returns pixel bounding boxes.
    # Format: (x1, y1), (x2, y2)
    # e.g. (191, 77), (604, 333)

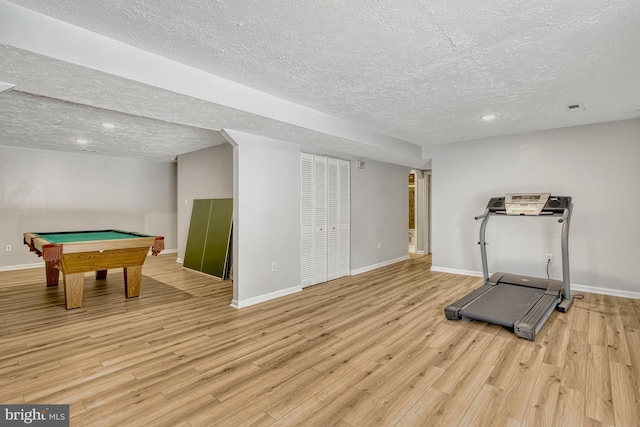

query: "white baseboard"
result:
(176, 258), (184, 264)
(0, 262), (44, 272)
(230, 285), (302, 309)
(147, 248), (177, 255)
(350, 255), (410, 276)
(430, 265), (640, 300)
(572, 284), (640, 300)
(430, 265), (483, 277)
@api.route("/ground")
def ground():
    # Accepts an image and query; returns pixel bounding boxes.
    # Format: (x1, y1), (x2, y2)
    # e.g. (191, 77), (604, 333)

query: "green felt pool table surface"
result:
(33, 230), (154, 244)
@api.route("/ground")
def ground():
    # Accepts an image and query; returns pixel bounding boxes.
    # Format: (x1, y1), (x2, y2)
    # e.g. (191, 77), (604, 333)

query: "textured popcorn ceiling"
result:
(0, 90), (227, 160)
(1, 0), (640, 165)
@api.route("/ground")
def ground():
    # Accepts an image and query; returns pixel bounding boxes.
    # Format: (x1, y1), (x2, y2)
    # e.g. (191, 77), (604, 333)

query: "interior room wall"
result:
(428, 118), (640, 298)
(224, 130), (301, 307)
(350, 159), (411, 273)
(223, 130), (411, 307)
(0, 146), (178, 269)
(176, 143), (233, 261)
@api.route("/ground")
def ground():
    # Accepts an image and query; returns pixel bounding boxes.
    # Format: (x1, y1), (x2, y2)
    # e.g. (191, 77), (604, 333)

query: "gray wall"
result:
(227, 131), (301, 305)
(224, 130), (410, 307)
(176, 144), (233, 260)
(429, 118), (640, 297)
(350, 159), (411, 272)
(0, 146), (177, 269)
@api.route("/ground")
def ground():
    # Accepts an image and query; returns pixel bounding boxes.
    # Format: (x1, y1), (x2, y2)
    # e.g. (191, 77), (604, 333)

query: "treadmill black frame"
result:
(444, 195), (573, 340)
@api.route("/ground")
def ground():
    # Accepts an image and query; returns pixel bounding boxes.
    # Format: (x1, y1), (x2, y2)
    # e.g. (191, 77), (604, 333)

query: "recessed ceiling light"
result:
(75, 138), (88, 144)
(101, 122), (116, 129)
(480, 114), (497, 121)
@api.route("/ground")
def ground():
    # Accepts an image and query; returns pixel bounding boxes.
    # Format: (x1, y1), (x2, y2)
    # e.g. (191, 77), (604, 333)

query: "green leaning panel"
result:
(201, 198), (233, 278)
(183, 199), (213, 271)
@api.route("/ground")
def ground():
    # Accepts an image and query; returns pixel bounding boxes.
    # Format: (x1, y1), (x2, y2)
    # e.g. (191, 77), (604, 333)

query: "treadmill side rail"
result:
(444, 284), (496, 321)
(486, 272), (504, 286)
(557, 297), (573, 313)
(513, 294), (560, 341)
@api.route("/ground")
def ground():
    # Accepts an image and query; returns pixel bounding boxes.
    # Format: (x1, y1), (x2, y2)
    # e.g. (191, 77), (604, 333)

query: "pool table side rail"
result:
(28, 229), (156, 243)
(24, 232), (165, 258)
(33, 229), (155, 243)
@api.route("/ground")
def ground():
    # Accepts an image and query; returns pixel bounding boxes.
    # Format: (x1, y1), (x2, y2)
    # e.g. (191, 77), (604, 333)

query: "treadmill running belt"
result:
(459, 283), (546, 328)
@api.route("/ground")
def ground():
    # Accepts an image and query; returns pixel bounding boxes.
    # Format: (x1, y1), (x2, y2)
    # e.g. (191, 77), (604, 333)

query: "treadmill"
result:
(444, 193), (573, 341)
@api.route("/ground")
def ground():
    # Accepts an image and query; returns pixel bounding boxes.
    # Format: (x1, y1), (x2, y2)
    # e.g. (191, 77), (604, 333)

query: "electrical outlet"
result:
(5, 244), (11, 252)
(271, 262), (277, 272)
(377, 242), (381, 250)
(546, 253), (553, 262)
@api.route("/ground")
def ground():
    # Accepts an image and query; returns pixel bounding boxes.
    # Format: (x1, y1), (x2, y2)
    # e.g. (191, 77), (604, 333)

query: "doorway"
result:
(408, 170), (431, 255)
(408, 172), (416, 253)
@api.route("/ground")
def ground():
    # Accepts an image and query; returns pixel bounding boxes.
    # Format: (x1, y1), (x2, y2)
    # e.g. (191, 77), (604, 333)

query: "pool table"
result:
(23, 230), (164, 309)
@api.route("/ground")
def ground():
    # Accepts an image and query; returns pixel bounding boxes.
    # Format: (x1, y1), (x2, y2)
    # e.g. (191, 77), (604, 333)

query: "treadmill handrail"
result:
(558, 208), (569, 223)
(474, 196), (573, 302)
(475, 208), (489, 221)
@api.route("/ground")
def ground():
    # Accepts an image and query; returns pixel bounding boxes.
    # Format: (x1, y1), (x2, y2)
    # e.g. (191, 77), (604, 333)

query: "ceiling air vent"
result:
(566, 102), (585, 112)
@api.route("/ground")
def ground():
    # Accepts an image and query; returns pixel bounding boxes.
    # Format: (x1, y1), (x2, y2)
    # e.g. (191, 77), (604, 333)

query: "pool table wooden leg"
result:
(63, 273), (84, 309)
(123, 265), (142, 298)
(95, 270), (108, 280)
(45, 260), (60, 286)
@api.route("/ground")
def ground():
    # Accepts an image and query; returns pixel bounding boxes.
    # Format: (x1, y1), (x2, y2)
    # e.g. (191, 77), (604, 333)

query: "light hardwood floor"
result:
(1, 254), (639, 426)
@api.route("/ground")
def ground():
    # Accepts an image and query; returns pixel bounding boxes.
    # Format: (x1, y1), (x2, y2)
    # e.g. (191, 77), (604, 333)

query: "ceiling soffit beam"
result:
(0, 0), (423, 161)
(0, 80), (14, 93)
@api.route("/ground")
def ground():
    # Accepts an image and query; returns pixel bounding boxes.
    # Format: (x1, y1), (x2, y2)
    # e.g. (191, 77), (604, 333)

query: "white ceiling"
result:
(1, 0), (639, 167)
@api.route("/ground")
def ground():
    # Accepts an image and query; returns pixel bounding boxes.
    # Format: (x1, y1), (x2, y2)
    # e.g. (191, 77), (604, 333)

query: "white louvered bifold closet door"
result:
(300, 153), (314, 287)
(312, 155), (328, 285)
(327, 158), (340, 281)
(301, 153), (350, 287)
(337, 159), (350, 278)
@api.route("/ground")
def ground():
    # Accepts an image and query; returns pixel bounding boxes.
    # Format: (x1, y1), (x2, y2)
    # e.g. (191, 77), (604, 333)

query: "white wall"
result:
(223, 130), (411, 307)
(225, 130), (301, 306)
(176, 144), (233, 260)
(350, 159), (411, 273)
(0, 146), (177, 269)
(429, 118), (640, 298)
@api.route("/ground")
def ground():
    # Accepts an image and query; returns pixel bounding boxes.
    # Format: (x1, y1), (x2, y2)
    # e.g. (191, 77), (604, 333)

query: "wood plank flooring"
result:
(1, 254), (639, 426)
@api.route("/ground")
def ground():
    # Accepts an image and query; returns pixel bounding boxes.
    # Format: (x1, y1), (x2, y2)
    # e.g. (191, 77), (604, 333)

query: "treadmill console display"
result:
(505, 193), (550, 215)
